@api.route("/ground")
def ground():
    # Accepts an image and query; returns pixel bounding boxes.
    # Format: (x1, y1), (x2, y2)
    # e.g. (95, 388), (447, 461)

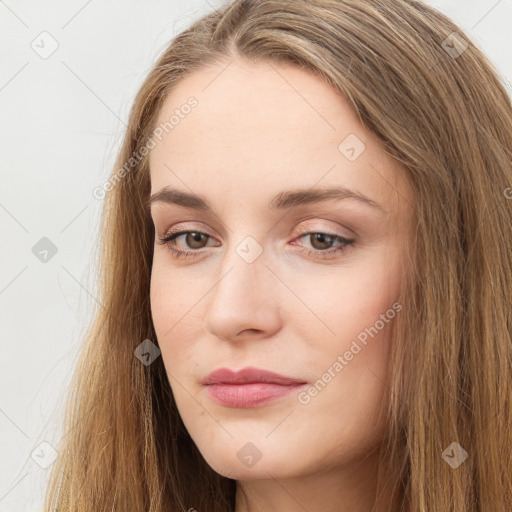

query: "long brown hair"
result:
(44, 1), (512, 510)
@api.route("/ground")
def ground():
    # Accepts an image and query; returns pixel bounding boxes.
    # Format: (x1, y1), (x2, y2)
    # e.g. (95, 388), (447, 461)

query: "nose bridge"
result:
(203, 234), (281, 339)
(211, 234), (268, 306)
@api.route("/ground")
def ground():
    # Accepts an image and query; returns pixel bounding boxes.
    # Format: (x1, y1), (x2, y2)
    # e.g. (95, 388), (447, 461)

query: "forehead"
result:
(151, 57), (357, 156)
(148, 57), (412, 217)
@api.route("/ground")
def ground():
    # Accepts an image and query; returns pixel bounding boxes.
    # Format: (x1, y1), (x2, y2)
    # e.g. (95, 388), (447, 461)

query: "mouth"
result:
(202, 366), (308, 408)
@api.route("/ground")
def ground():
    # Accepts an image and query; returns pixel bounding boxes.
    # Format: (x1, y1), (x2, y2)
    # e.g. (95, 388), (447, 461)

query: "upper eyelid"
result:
(162, 223), (348, 236)
(160, 217), (353, 236)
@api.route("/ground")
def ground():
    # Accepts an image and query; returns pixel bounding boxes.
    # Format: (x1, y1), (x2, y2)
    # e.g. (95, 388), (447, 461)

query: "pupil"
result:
(312, 233), (333, 250)
(188, 232), (205, 248)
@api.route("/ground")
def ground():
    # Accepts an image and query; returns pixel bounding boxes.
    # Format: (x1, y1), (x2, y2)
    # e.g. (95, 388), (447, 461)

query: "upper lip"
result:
(202, 366), (307, 386)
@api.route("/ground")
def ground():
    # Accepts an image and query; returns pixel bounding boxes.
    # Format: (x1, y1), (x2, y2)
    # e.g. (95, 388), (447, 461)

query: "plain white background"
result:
(1, 1), (511, 510)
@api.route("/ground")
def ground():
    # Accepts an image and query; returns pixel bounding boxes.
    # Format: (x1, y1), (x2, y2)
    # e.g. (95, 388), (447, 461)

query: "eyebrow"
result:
(146, 186), (385, 214)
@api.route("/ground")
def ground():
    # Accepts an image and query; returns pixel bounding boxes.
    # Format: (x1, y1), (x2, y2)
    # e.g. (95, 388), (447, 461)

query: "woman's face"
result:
(149, 57), (413, 483)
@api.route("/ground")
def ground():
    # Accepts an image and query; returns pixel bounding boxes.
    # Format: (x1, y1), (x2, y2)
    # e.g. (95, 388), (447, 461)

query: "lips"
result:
(202, 367), (308, 408)
(202, 366), (307, 386)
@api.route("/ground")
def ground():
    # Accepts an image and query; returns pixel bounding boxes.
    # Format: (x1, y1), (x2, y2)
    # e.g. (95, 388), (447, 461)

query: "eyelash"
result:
(156, 227), (355, 260)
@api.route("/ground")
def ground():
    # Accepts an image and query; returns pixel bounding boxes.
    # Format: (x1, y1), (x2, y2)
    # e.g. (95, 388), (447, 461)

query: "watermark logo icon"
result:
(442, 32), (468, 59)
(32, 237), (58, 263)
(237, 442), (263, 468)
(30, 31), (59, 59)
(442, 442), (468, 469)
(134, 339), (161, 366)
(236, 236), (263, 264)
(338, 134), (366, 162)
(31, 441), (58, 469)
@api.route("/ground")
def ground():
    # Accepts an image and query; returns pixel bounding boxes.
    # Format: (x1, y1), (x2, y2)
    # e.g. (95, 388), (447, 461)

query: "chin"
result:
(197, 440), (296, 480)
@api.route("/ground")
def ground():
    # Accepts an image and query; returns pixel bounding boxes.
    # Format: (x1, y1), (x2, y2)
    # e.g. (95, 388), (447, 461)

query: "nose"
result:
(202, 242), (282, 342)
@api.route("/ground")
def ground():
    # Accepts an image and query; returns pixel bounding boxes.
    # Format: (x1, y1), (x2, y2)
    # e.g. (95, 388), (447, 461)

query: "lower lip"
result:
(205, 382), (306, 408)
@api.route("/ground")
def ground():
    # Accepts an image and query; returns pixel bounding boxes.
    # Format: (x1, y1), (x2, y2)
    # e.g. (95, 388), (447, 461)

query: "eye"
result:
(291, 231), (355, 259)
(156, 230), (216, 259)
(156, 228), (355, 260)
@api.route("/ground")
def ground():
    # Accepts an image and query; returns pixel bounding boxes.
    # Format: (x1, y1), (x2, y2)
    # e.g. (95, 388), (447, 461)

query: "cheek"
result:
(289, 250), (401, 342)
(149, 265), (185, 357)
(292, 252), (401, 410)
(149, 262), (207, 381)
(150, 259), (196, 329)
(150, 266), (172, 339)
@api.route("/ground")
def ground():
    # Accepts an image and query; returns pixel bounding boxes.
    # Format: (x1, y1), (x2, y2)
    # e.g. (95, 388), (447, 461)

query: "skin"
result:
(149, 56), (414, 512)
